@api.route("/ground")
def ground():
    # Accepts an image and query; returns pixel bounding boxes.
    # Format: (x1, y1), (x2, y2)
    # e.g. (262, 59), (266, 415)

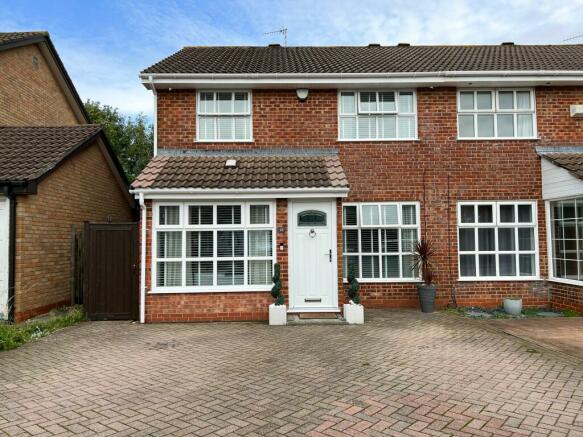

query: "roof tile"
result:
(142, 45), (583, 74)
(132, 153), (348, 190)
(0, 125), (102, 182)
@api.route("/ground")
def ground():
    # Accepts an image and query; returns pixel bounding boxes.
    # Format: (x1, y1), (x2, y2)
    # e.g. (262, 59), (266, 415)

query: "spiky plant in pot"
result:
(412, 239), (437, 313)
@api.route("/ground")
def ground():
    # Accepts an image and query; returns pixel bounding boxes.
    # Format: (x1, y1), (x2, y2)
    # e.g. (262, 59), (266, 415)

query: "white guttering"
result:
(140, 70), (583, 88)
(130, 187), (349, 200)
(149, 76), (158, 156)
(138, 193), (146, 324)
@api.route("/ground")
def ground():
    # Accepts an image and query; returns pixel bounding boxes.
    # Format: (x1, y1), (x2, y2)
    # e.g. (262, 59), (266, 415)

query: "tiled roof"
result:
(132, 151), (348, 190)
(543, 153), (583, 180)
(142, 45), (583, 75)
(0, 125), (102, 182)
(0, 31), (48, 46)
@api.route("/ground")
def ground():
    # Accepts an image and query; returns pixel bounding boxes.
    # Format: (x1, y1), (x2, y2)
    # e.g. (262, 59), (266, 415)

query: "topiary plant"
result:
(271, 263), (284, 306)
(346, 264), (361, 304)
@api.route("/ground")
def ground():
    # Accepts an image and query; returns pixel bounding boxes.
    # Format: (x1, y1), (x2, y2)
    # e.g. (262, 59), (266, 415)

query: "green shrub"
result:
(0, 306), (86, 351)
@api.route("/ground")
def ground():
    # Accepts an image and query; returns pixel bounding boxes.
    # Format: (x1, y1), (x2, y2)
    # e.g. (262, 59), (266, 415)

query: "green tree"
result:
(84, 100), (153, 182)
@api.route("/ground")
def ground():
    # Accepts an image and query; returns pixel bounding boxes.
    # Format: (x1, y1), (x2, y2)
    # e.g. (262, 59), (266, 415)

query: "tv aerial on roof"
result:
(264, 27), (288, 47)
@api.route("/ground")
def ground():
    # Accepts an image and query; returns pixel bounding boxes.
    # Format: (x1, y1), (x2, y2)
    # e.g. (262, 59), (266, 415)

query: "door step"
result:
(299, 312), (337, 319)
(287, 314), (347, 325)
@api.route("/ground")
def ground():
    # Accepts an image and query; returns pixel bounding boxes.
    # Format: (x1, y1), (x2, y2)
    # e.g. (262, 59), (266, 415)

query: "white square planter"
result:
(269, 303), (287, 325)
(343, 303), (364, 325)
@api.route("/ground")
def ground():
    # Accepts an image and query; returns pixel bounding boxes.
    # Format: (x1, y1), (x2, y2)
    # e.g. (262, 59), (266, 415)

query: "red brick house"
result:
(132, 43), (583, 322)
(0, 32), (134, 321)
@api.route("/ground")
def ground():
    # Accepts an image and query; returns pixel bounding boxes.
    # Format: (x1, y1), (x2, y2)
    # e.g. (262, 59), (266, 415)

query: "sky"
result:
(2, 0), (583, 119)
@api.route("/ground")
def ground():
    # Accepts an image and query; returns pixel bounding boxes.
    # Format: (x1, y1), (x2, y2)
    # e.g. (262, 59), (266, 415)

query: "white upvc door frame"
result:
(287, 199), (339, 313)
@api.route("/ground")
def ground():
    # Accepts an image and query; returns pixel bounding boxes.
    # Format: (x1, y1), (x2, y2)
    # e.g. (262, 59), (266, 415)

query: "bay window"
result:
(338, 91), (417, 140)
(342, 202), (420, 281)
(457, 201), (538, 279)
(549, 198), (583, 282)
(154, 202), (274, 291)
(197, 91), (252, 141)
(457, 89), (536, 139)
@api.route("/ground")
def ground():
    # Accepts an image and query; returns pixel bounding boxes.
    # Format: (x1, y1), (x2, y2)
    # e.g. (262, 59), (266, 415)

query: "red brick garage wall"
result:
(14, 141), (133, 322)
(152, 86), (583, 314)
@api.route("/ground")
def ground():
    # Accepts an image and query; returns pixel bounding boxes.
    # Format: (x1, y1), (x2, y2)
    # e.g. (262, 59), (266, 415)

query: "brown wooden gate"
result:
(84, 222), (138, 320)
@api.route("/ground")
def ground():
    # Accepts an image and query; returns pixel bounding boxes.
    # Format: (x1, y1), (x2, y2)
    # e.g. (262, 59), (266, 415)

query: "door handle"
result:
(329, 249), (332, 262)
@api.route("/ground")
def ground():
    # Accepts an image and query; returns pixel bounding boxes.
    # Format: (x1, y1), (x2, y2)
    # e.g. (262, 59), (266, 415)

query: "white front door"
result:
(289, 200), (338, 312)
(0, 196), (10, 319)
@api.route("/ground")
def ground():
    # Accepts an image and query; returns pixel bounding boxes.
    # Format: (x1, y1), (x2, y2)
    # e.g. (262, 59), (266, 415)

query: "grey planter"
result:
(417, 284), (437, 313)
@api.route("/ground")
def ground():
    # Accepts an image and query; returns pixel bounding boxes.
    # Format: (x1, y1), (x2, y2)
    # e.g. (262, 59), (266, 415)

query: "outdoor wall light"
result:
(296, 88), (309, 101)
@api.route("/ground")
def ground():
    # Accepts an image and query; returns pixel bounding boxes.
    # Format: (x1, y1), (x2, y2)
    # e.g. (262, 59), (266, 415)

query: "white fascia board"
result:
(130, 187), (349, 200)
(141, 71), (583, 89)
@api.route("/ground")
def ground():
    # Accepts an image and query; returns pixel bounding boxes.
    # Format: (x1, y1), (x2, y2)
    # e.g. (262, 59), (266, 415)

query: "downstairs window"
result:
(342, 202), (420, 281)
(153, 202), (275, 291)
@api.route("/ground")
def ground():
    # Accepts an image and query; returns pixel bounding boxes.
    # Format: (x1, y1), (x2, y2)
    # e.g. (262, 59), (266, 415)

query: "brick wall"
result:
(549, 282), (583, 313)
(0, 44), (78, 126)
(151, 86), (583, 317)
(14, 141), (133, 321)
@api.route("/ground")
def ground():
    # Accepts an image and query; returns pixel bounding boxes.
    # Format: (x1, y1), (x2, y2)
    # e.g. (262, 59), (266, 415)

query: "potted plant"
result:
(343, 264), (364, 324)
(413, 239), (437, 313)
(269, 263), (287, 325)
(503, 296), (523, 316)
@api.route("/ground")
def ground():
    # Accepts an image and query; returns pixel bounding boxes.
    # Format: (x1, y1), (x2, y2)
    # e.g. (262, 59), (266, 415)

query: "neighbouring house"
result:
(0, 32), (134, 322)
(132, 43), (583, 323)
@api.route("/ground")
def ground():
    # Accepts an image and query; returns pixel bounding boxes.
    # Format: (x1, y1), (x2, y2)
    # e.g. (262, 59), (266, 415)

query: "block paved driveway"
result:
(1, 310), (583, 436)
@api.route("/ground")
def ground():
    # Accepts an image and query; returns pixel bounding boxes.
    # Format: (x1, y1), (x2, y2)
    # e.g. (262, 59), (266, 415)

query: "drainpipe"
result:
(7, 193), (16, 322)
(149, 76), (158, 157)
(139, 192), (146, 323)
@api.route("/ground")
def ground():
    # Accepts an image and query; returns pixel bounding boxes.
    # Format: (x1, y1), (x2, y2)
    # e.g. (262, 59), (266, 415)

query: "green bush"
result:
(0, 306), (86, 351)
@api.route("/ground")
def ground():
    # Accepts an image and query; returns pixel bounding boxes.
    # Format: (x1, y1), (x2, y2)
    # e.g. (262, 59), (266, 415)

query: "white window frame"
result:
(457, 89), (537, 140)
(457, 201), (539, 281)
(342, 201), (422, 283)
(196, 90), (253, 142)
(337, 90), (418, 141)
(546, 197), (583, 286)
(151, 201), (275, 293)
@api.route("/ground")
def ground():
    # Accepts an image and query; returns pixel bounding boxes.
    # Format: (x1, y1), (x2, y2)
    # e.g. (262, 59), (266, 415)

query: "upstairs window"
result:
(197, 91), (252, 141)
(338, 91), (417, 140)
(457, 89), (536, 139)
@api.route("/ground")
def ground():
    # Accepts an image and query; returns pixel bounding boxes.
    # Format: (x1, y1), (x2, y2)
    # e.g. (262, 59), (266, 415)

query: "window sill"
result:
(194, 139), (255, 143)
(343, 278), (422, 284)
(547, 277), (583, 287)
(337, 138), (419, 142)
(458, 277), (540, 282)
(456, 137), (539, 141)
(149, 286), (272, 294)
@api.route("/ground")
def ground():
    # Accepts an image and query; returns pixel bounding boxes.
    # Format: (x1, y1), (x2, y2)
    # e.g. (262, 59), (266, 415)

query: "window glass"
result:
(459, 92), (474, 110)
(476, 91), (492, 110)
(343, 206), (358, 226)
(197, 91), (251, 141)
(550, 198), (583, 281)
(498, 91), (514, 109)
(339, 91), (417, 139)
(458, 201), (537, 279)
(160, 206), (180, 226)
(154, 202), (274, 290)
(457, 89), (535, 138)
(298, 210), (327, 227)
(249, 205), (270, 225)
(343, 203), (420, 281)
